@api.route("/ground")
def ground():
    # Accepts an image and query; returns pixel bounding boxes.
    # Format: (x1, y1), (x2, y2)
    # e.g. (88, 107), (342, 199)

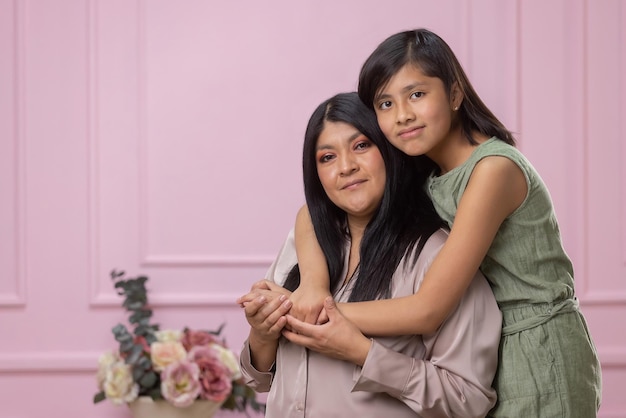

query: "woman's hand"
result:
(240, 285), (293, 372)
(237, 280), (292, 308)
(243, 290), (293, 343)
(282, 297), (371, 366)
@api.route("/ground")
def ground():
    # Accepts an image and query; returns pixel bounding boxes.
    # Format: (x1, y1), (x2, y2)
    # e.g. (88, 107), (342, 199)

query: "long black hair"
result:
(358, 28), (515, 146)
(284, 92), (445, 302)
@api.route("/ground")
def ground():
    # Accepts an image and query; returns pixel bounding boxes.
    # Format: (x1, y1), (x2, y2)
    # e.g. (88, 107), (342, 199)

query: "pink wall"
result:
(0, 0), (624, 416)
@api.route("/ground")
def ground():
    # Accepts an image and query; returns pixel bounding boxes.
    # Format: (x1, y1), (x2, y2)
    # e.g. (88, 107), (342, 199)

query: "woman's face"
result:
(315, 121), (386, 222)
(373, 64), (458, 158)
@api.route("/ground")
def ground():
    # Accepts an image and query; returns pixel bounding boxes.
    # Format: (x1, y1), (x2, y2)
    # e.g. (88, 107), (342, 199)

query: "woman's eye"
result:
(319, 154), (334, 163)
(378, 101), (392, 110)
(410, 91), (424, 99)
(354, 141), (371, 151)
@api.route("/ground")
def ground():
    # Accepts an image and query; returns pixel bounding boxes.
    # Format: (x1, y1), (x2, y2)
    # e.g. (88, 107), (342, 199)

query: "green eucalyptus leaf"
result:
(119, 340), (134, 353)
(126, 344), (143, 365)
(135, 324), (153, 336)
(147, 387), (163, 400)
(126, 301), (144, 310)
(231, 384), (246, 397)
(110, 269), (125, 278)
(145, 333), (157, 345)
(93, 391), (106, 404)
(221, 396), (236, 410)
(114, 331), (132, 341)
(111, 324), (127, 335)
(139, 371), (158, 388)
(138, 317), (152, 327)
(137, 355), (152, 370)
(132, 366), (145, 382)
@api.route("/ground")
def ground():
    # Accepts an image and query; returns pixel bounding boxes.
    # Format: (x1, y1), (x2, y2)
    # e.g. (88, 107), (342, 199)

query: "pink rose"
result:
(160, 360), (201, 407)
(188, 346), (232, 402)
(181, 329), (217, 350)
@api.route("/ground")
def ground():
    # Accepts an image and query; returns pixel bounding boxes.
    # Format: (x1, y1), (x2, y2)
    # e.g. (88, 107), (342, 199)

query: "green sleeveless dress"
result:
(426, 137), (602, 417)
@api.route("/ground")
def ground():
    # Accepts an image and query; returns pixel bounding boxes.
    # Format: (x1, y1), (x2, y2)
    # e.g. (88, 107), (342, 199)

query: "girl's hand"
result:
(283, 297), (371, 366)
(289, 283), (331, 325)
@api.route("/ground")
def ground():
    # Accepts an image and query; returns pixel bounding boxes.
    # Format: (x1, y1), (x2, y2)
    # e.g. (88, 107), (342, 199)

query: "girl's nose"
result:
(396, 101), (415, 124)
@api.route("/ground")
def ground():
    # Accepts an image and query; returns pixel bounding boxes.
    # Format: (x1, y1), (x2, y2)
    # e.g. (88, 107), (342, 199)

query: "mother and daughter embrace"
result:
(237, 28), (602, 417)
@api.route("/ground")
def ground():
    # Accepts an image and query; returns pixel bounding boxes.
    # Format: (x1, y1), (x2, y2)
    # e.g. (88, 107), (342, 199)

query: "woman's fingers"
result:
(246, 293), (293, 338)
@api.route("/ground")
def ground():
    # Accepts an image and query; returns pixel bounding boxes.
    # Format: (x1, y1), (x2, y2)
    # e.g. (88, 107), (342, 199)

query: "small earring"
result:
(453, 106), (459, 111)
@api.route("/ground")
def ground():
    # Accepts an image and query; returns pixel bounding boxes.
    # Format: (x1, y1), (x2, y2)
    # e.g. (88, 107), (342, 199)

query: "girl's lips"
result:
(398, 126), (423, 139)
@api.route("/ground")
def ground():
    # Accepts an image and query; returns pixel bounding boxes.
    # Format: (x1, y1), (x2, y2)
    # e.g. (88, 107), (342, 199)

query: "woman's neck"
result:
(345, 216), (369, 284)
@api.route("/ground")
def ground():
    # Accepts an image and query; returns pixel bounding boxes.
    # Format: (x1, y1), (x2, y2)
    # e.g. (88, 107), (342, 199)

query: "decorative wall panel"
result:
(0, 1), (623, 417)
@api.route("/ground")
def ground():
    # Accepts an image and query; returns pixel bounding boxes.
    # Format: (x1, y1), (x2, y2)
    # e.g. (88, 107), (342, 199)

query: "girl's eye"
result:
(410, 91), (424, 99)
(378, 100), (392, 110)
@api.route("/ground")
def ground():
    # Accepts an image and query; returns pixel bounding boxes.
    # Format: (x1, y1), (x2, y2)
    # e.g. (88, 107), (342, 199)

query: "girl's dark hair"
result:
(358, 28), (515, 146)
(283, 92), (444, 302)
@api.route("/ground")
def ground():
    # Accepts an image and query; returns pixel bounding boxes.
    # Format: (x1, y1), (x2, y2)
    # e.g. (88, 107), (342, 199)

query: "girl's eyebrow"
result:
(376, 81), (428, 102)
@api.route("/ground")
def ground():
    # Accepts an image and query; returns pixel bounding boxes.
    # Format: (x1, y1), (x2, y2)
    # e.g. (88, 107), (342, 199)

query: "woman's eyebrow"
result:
(316, 132), (363, 151)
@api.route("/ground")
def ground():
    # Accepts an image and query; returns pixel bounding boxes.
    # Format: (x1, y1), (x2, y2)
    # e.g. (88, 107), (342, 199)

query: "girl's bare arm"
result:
(289, 205), (332, 324)
(339, 156), (526, 335)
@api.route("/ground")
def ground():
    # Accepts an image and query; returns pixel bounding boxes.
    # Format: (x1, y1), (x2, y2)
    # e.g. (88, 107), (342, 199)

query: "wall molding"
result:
(90, 290), (244, 307)
(621, 0), (626, 268)
(86, 0), (103, 307)
(1, 0), (27, 307)
(0, 351), (99, 373)
(0, 291), (24, 306)
(134, 0), (275, 269)
(599, 347), (626, 368)
(580, 292), (626, 306)
(141, 254), (274, 267)
(1, 346), (623, 374)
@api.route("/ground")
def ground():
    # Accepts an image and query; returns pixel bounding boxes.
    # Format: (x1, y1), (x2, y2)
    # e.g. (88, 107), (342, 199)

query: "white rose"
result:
(103, 361), (139, 404)
(211, 343), (242, 380)
(155, 329), (183, 343)
(150, 341), (187, 372)
(96, 351), (120, 390)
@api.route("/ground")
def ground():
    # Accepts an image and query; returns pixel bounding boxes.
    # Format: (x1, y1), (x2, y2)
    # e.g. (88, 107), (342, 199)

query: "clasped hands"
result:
(237, 280), (370, 366)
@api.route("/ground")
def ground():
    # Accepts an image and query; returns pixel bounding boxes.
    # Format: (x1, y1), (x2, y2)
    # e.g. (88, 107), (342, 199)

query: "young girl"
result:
(289, 29), (602, 417)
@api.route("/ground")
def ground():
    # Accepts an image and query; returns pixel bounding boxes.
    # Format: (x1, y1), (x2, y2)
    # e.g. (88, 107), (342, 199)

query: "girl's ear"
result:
(450, 81), (464, 110)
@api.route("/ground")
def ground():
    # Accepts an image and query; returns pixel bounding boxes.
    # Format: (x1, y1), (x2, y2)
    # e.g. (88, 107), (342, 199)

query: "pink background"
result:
(1, 0), (624, 417)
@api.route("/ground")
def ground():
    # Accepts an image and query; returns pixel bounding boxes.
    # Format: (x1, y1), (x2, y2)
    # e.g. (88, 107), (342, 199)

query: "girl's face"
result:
(315, 121), (386, 223)
(373, 64), (460, 158)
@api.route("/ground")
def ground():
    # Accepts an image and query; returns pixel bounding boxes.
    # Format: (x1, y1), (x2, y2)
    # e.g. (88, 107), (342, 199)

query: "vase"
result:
(129, 396), (224, 418)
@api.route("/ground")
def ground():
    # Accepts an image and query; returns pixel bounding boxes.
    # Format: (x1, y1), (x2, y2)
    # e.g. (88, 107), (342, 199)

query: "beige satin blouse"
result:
(240, 229), (501, 417)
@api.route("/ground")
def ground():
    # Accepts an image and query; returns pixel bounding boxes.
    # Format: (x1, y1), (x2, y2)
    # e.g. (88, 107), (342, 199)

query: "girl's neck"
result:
(429, 130), (490, 175)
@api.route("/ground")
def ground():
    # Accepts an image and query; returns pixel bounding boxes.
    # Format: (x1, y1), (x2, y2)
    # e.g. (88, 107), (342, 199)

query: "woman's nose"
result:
(338, 153), (358, 176)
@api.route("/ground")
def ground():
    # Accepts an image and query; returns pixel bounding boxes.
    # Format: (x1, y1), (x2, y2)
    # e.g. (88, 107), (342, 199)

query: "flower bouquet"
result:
(93, 270), (264, 415)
